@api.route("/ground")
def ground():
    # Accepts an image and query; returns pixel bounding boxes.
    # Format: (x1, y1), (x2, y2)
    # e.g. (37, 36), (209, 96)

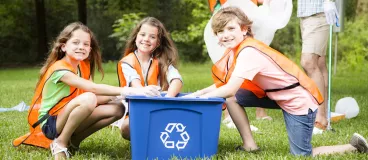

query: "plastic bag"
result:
(204, 0), (293, 63)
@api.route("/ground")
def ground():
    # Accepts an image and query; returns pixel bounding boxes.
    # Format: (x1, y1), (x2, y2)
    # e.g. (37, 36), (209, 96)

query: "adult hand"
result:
(323, 1), (339, 26)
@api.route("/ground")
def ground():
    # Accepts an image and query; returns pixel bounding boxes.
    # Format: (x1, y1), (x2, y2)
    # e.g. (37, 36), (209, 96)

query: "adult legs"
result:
(300, 13), (329, 129)
(301, 54), (328, 128)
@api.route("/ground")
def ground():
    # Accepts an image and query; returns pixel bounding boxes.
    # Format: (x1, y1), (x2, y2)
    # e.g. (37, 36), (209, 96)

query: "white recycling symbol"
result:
(160, 123), (190, 150)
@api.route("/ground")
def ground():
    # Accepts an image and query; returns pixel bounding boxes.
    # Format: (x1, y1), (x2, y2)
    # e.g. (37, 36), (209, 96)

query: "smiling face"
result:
(216, 19), (247, 49)
(62, 29), (91, 62)
(135, 24), (159, 55)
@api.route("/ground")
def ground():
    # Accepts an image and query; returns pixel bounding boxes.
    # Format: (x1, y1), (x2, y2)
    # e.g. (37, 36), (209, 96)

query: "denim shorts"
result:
(41, 115), (59, 140)
(235, 89), (316, 156)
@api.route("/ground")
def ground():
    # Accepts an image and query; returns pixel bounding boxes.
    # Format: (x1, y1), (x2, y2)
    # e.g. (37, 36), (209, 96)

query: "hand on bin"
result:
(323, 1), (339, 26)
(121, 85), (161, 97)
(182, 90), (203, 98)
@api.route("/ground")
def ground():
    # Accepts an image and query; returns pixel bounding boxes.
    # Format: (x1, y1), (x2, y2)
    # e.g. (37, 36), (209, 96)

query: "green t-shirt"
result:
(38, 70), (71, 127)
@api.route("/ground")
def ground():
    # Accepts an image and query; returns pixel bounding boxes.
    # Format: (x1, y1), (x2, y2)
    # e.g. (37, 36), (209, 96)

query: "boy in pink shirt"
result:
(187, 7), (367, 156)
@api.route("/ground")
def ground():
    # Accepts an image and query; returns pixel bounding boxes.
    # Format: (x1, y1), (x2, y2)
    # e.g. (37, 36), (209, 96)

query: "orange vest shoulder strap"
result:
(236, 38), (324, 104)
(208, 0), (227, 13)
(147, 58), (159, 86)
(211, 49), (266, 98)
(119, 53), (144, 87)
(118, 52), (160, 87)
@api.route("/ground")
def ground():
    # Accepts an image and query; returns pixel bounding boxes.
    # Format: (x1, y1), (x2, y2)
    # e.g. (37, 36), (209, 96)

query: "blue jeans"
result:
(235, 89), (316, 156)
(283, 109), (316, 156)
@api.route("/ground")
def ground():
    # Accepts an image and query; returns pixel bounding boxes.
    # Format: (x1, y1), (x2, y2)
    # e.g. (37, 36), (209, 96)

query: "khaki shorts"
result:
(300, 13), (329, 56)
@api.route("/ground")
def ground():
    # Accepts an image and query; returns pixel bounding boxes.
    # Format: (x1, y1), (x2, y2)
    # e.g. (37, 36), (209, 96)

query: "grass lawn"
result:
(0, 61), (367, 159)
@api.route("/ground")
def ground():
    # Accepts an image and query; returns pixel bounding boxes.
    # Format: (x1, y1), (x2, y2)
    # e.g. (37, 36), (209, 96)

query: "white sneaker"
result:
(222, 116), (233, 124)
(250, 125), (259, 132)
(312, 127), (324, 135)
(225, 121), (259, 132)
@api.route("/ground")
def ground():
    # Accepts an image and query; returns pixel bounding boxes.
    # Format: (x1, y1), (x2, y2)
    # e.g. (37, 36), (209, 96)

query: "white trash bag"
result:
(335, 97), (359, 119)
(204, 0), (293, 63)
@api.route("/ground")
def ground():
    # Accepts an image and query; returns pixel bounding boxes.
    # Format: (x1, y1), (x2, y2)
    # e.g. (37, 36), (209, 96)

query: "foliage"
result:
(0, 0), (36, 65)
(110, 12), (146, 50)
(270, 0), (301, 62)
(337, 16), (368, 72)
(171, 0), (211, 62)
(0, 0), (367, 67)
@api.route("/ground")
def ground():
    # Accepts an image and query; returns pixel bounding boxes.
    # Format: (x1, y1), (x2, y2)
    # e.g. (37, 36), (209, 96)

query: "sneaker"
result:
(312, 127), (324, 135)
(350, 133), (368, 153)
(222, 116), (233, 124)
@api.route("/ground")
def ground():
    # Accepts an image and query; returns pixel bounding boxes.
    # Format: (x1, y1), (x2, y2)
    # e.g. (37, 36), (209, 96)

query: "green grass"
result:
(0, 62), (368, 159)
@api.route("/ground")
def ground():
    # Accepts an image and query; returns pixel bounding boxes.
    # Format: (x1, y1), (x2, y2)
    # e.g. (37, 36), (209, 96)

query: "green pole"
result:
(327, 25), (333, 130)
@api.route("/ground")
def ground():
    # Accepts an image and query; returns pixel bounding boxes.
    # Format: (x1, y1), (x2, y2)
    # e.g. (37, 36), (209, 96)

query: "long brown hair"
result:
(211, 7), (254, 37)
(123, 17), (179, 90)
(38, 22), (103, 85)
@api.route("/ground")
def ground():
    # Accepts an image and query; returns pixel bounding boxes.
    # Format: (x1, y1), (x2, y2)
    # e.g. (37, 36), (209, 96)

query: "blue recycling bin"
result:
(126, 94), (224, 160)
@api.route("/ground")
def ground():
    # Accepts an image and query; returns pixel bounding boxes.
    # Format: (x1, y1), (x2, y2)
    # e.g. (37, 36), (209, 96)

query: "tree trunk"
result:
(77, 0), (87, 24)
(35, 0), (48, 62)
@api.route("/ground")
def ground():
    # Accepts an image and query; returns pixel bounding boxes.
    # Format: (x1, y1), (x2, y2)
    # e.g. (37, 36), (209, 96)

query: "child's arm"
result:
(130, 79), (144, 88)
(201, 75), (244, 98)
(165, 65), (183, 97)
(60, 72), (160, 96)
(121, 63), (144, 87)
(165, 79), (183, 97)
(191, 84), (217, 96)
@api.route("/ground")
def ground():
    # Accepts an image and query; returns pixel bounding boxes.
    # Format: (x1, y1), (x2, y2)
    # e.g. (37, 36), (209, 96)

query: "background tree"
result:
(35, 0), (48, 62)
(0, 0), (367, 70)
(77, 0), (87, 24)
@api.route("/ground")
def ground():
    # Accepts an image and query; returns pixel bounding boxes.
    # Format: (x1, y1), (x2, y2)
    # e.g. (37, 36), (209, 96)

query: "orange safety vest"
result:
(117, 52), (160, 87)
(13, 59), (90, 149)
(212, 37), (324, 104)
(208, 0), (258, 13)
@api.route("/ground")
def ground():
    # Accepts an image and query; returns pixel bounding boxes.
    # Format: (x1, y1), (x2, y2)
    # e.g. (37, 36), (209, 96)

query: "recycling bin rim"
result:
(126, 95), (225, 103)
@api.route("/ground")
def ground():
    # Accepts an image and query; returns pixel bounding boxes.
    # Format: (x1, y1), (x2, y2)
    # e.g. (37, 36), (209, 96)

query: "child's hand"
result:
(121, 85), (161, 97)
(181, 93), (196, 98)
(182, 90), (203, 98)
(139, 85), (161, 97)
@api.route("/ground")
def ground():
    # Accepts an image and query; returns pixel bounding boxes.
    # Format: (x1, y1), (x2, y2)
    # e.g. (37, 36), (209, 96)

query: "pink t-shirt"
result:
(232, 47), (318, 115)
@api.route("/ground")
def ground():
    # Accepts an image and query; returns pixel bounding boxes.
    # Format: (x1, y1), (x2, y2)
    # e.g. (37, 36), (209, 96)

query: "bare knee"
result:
(301, 56), (319, 73)
(317, 57), (327, 70)
(111, 103), (124, 120)
(120, 119), (130, 140)
(225, 96), (237, 105)
(78, 92), (98, 112)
